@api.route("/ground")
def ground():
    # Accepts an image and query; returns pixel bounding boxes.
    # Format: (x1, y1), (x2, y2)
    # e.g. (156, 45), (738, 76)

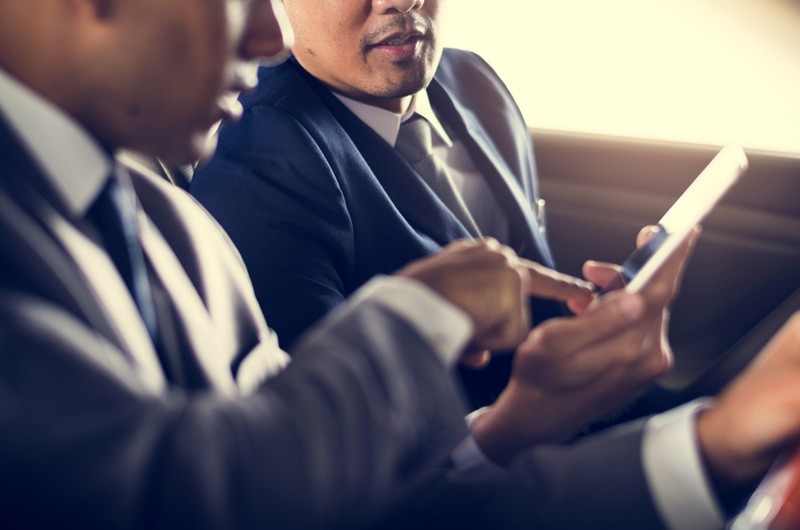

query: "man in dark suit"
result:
(5, 0), (800, 529)
(0, 0), (584, 526)
(189, 0), (609, 407)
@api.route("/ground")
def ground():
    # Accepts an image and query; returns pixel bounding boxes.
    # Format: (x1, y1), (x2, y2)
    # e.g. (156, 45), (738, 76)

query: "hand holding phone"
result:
(598, 145), (749, 295)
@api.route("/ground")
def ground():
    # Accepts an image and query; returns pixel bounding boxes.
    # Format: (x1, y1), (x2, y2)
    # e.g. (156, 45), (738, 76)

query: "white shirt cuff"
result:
(352, 275), (473, 367)
(643, 398), (725, 530)
(451, 407), (504, 475)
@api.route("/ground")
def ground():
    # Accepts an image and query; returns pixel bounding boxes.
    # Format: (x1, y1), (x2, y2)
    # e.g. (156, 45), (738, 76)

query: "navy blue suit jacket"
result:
(192, 49), (565, 407)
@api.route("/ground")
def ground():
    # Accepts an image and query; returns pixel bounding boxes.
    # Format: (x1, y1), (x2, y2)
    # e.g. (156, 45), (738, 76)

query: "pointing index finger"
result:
(519, 258), (595, 301)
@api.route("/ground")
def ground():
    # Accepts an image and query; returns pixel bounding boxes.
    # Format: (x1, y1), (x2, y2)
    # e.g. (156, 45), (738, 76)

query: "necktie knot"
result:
(395, 114), (482, 237)
(395, 114), (435, 165)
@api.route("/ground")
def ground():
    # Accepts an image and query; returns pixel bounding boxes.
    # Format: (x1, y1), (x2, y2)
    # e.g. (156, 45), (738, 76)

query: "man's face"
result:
(93, 0), (292, 164)
(283, 0), (445, 112)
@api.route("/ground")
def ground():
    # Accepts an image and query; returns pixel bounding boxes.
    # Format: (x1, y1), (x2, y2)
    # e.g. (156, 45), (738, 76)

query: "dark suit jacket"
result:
(0, 100), (670, 530)
(191, 49), (565, 407)
(0, 112), (469, 529)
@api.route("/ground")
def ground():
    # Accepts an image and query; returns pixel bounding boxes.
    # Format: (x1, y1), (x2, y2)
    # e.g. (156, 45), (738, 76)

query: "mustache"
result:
(361, 14), (432, 47)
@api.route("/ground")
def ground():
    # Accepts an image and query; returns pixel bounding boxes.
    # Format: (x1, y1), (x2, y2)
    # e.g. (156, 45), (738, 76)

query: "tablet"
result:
(598, 145), (749, 295)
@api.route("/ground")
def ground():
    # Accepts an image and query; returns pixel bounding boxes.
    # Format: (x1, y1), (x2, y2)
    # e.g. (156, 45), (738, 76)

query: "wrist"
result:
(471, 383), (560, 466)
(696, 407), (765, 515)
(470, 395), (523, 467)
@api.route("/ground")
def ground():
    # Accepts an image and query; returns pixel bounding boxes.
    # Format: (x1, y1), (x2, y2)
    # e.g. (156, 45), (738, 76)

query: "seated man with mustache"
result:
(190, 0), (682, 418)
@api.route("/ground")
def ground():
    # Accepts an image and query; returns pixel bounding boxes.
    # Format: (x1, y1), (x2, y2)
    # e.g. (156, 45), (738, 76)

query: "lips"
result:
(370, 29), (425, 48)
(377, 33), (422, 47)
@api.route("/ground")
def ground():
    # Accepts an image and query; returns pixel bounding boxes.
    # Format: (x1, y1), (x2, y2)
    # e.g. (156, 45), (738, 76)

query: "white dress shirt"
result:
(0, 68), (110, 218)
(334, 90), (511, 242)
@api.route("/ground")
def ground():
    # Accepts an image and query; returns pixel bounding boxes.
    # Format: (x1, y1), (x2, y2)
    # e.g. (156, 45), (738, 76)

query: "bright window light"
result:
(443, 0), (800, 154)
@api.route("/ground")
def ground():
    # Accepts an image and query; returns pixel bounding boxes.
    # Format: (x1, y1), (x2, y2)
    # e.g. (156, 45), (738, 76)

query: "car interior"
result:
(126, 0), (800, 404)
(534, 129), (800, 396)
(446, 0), (800, 399)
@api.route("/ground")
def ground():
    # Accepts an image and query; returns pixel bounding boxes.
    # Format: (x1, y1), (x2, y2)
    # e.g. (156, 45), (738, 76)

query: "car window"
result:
(443, 0), (800, 155)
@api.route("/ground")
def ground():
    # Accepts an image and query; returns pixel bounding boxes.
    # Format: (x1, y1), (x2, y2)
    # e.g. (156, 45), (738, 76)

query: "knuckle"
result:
(640, 353), (672, 380)
(532, 325), (558, 351)
(482, 237), (501, 249)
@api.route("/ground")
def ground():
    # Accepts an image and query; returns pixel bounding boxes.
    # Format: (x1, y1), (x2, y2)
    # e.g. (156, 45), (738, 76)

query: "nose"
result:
(239, 0), (294, 65)
(372, 0), (424, 15)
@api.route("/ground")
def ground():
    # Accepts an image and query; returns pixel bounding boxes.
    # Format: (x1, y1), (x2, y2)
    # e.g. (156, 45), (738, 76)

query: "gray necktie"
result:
(395, 114), (482, 237)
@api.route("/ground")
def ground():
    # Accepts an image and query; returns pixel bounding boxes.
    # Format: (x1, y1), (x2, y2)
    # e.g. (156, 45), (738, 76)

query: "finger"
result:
(637, 312), (674, 378)
(520, 259), (595, 300)
(518, 291), (646, 357)
(582, 260), (622, 288)
(473, 298), (531, 352)
(636, 225), (660, 247)
(473, 314), (530, 351)
(637, 226), (701, 307)
(461, 349), (492, 370)
(566, 296), (592, 315)
(566, 311), (668, 387)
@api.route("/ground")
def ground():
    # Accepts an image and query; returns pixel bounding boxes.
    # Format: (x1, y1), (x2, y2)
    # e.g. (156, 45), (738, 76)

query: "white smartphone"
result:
(597, 145), (749, 295)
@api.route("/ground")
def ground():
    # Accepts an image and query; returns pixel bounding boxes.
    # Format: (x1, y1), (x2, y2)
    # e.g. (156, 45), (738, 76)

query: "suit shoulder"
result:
(240, 61), (322, 116)
(439, 48), (502, 84)
(123, 157), (233, 246)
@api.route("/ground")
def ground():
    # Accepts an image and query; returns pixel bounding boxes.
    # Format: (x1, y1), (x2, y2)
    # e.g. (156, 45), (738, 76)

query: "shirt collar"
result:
(333, 89), (454, 148)
(0, 67), (112, 218)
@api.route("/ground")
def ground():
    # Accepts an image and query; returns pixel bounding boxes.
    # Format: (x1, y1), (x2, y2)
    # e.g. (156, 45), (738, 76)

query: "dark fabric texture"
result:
(395, 114), (481, 236)
(86, 174), (159, 343)
(191, 49), (566, 408)
(0, 111), (468, 529)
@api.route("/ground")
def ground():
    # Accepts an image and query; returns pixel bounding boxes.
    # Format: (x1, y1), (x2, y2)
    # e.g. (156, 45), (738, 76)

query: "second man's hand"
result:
(472, 226), (700, 466)
(396, 238), (594, 357)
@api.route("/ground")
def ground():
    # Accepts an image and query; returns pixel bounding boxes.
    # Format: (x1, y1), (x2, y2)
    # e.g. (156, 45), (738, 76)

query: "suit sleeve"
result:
(191, 106), (354, 351)
(0, 289), (469, 530)
(371, 422), (670, 530)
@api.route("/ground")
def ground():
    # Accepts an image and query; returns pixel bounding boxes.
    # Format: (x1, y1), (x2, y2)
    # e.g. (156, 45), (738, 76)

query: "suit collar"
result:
(0, 67), (110, 218)
(129, 169), (239, 396)
(427, 76), (555, 267)
(332, 89), (454, 148)
(282, 56), (553, 265)
(136, 208), (237, 396)
(288, 62), (473, 246)
(0, 114), (167, 393)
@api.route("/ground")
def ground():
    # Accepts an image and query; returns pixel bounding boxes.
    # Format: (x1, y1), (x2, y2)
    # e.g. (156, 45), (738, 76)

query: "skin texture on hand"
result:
(396, 238), (594, 356)
(697, 312), (800, 490)
(473, 226), (699, 466)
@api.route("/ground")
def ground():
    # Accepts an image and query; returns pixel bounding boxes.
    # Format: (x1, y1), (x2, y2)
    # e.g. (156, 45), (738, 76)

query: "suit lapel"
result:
(295, 65), (472, 246)
(0, 116), (166, 393)
(427, 80), (555, 267)
(131, 173), (238, 397)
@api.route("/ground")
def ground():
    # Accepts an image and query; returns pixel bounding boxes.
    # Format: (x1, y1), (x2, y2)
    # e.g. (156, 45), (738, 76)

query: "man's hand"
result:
(697, 312), (800, 490)
(472, 227), (698, 465)
(396, 239), (593, 355)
